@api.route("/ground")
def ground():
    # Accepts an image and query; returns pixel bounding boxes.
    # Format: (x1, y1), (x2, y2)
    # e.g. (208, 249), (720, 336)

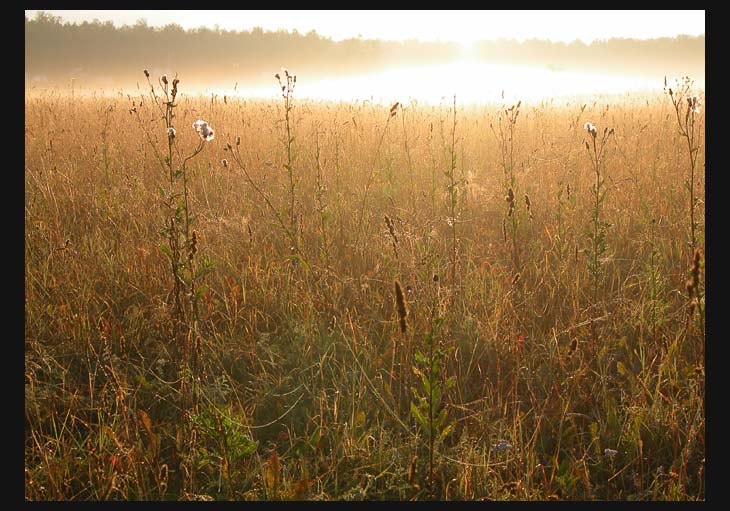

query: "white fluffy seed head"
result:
(584, 121), (598, 138)
(192, 120), (215, 141)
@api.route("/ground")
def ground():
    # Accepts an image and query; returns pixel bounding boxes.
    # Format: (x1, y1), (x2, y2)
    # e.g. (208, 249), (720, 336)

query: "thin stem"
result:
(449, 96), (458, 292)
(592, 135), (600, 304)
(230, 146), (305, 265)
(354, 111), (394, 252)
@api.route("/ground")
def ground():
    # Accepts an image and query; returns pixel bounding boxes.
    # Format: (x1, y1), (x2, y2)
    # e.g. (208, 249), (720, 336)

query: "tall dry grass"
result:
(25, 81), (704, 500)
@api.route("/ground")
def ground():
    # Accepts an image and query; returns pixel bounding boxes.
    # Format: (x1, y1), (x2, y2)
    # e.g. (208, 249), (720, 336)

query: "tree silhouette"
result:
(25, 12), (704, 90)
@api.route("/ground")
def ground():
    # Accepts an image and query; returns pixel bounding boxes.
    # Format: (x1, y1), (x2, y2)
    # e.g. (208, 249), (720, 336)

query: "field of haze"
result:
(25, 11), (705, 501)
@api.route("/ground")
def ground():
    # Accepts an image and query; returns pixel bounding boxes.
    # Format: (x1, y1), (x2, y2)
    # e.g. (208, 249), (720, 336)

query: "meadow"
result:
(24, 74), (705, 500)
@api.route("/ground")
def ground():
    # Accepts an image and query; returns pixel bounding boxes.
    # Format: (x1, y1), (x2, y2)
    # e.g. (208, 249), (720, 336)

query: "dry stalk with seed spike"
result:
(395, 280), (408, 335)
(385, 214), (399, 260)
(393, 280), (409, 408)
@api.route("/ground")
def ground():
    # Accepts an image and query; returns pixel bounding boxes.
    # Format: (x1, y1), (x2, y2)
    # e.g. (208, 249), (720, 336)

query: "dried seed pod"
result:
(394, 280), (408, 334)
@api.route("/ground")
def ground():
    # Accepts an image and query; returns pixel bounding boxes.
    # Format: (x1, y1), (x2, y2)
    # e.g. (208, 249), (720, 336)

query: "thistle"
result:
(583, 120), (615, 304)
(665, 76), (703, 253)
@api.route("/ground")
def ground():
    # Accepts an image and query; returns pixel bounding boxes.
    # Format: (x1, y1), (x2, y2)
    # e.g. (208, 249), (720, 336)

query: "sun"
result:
(458, 38), (478, 58)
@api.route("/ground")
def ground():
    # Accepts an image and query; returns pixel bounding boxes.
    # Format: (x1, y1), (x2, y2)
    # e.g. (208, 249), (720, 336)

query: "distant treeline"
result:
(25, 12), (705, 89)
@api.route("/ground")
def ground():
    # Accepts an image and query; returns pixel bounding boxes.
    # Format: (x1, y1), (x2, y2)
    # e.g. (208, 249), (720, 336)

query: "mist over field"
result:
(25, 12), (704, 102)
(25, 11), (705, 502)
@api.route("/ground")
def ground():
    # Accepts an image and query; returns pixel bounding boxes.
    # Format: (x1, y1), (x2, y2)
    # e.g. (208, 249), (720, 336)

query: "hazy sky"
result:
(26, 10), (704, 46)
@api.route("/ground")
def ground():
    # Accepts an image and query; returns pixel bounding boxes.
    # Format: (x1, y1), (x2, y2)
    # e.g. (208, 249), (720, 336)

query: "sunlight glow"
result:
(26, 10), (704, 104)
(211, 60), (675, 106)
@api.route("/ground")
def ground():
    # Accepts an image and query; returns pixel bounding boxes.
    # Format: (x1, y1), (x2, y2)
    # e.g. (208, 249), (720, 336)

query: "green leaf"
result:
(589, 422), (600, 456)
(195, 265), (212, 280)
(432, 387), (442, 407)
(437, 408), (447, 426)
(231, 436), (258, 458)
(420, 374), (431, 395)
(410, 402), (427, 430)
(438, 423), (455, 443)
(159, 243), (173, 260)
(414, 351), (426, 364)
(445, 376), (456, 390)
(309, 427), (321, 450)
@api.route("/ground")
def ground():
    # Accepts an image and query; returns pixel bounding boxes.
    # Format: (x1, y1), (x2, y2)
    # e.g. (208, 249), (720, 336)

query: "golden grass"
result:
(25, 87), (704, 500)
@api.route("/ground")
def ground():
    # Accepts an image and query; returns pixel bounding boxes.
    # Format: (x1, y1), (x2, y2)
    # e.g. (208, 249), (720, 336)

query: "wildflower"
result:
(604, 448), (618, 458)
(687, 95), (701, 114)
(492, 440), (512, 453)
(236, 136), (241, 146)
(167, 127), (176, 140)
(143, 69), (149, 78)
(192, 120), (215, 142)
(584, 122), (598, 138)
(161, 74), (168, 85)
(221, 158), (228, 168)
